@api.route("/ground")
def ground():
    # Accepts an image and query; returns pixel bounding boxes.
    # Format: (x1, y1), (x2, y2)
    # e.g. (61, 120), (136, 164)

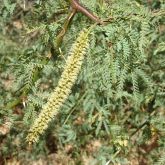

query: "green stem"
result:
(56, 9), (76, 50)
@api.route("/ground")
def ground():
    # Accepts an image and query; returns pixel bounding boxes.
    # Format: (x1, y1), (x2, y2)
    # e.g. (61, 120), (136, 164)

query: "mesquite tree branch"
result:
(70, 0), (103, 24)
(55, 0), (106, 50)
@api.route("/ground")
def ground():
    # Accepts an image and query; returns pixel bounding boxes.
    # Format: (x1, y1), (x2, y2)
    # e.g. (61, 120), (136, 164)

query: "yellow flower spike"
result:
(26, 28), (90, 144)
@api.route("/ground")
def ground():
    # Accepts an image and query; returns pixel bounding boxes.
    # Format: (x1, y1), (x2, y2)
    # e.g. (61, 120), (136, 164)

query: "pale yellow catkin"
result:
(26, 28), (90, 144)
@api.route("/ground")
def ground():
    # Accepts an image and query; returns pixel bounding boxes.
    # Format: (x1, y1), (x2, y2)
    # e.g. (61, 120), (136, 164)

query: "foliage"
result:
(0, 0), (165, 164)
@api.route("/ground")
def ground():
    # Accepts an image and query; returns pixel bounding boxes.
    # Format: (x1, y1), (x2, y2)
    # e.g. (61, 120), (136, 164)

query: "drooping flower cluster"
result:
(26, 28), (90, 144)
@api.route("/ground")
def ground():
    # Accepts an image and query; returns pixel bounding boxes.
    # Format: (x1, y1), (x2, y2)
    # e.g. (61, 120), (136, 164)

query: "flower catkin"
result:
(26, 28), (90, 144)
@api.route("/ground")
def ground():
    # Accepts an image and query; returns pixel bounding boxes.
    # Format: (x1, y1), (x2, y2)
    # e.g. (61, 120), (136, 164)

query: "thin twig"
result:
(56, 9), (76, 49)
(131, 111), (156, 138)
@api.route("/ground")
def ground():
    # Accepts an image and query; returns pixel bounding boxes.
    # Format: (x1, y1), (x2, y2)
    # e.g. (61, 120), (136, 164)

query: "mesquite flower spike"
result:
(26, 28), (90, 144)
